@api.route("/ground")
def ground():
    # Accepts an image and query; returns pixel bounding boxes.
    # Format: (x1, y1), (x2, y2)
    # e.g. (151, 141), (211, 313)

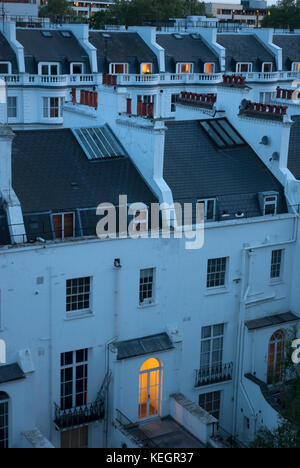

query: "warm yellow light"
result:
(140, 358), (160, 371)
(142, 63), (152, 74)
(205, 63), (213, 74)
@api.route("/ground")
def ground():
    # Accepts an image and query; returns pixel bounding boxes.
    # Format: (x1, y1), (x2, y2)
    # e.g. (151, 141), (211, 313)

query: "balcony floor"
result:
(138, 416), (205, 448)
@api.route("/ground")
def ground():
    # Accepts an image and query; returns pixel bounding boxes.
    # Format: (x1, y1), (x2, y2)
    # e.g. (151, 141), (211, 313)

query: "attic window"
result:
(60, 31), (72, 38)
(72, 125), (124, 160)
(41, 31), (53, 38)
(200, 119), (245, 148)
(263, 194), (278, 216)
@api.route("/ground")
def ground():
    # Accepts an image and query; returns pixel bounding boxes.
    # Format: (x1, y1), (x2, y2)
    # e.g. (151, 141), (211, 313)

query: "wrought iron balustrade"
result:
(195, 362), (233, 387)
(54, 400), (104, 430)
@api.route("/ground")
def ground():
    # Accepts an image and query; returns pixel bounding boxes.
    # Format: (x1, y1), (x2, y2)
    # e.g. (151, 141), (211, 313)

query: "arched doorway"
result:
(267, 330), (285, 384)
(138, 358), (162, 419)
(0, 391), (9, 448)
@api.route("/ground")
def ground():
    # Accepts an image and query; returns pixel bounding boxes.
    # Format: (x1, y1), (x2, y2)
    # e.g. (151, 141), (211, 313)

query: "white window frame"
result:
(207, 257), (228, 289)
(7, 96), (17, 120)
(139, 268), (155, 306)
(292, 62), (300, 72)
(197, 198), (216, 221)
(140, 63), (152, 74)
(109, 63), (128, 74)
(70, 62), (84, 74)
(176, 62), (194, 74)
(0, 62), (11, 75)
(200, 324), (224, 371)
(66, 277), (92, 316)
(0, 392), (9, 448)
(204, 62), (215, 74)
(52, 212), (75, 239)
(270, 249), (284, 281)
(199, 390), (221, 420)
(263, 194), (277, 216)
(262, 62), (273, 73)
(42, 97), (64, 119)
(236, 62), (253, 73)
(38, 62), (60, 76)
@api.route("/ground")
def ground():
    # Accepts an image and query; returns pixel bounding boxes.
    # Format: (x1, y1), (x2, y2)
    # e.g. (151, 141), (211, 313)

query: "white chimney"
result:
(0, 125), (26, 244)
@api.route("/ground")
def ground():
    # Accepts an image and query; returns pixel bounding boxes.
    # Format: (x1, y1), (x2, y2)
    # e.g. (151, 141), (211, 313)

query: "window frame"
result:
(140, 63), (153, 74)
(66, 276), (92, 316)
(60, 425), (89, 448)
(236, 62), (253, 73)
(38, 62), (60, 76)
(0, 62), (11, 75)
(139, 268), (155, 306)
(197, 198), (216, 221)
(52, 212), (75, 240)
(206, 257), (228, 289)
(200, 324), (224, 371)
(109, 63), (129, 75)
(292, 62), (300, 72)
(7, 96), (17, 119)
(70, 62), (84, 75)
(199, 390), (221, 420)
(42, 97), (64, 119)
(60, 349), (89, 411)
(176, 62), (194, 74)
(263, 194), (278, 216)
(262, 62), (273, 73)
(0, 392), (9, 449)
(204, 62), (215, 74)
(270, 249), (284, 281)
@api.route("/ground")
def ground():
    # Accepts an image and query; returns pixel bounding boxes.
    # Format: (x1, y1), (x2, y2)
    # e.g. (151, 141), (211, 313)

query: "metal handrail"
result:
(195, 362), (233, 387)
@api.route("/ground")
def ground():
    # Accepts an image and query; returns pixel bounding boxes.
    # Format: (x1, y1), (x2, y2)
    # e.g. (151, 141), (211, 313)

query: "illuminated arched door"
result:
(138, 358), (162, 419)
(267, 330), (285, 384)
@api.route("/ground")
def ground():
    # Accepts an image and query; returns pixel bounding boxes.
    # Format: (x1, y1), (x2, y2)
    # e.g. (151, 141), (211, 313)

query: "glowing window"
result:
(292, 62), (300, 72)
(176, 63), (193, 74)
(138, 358), (161, 419)
(141, 63), (152, 74)
(204, 63), (215, 74)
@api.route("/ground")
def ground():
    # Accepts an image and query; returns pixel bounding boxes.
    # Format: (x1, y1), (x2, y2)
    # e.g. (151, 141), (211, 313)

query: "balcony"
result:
(195, 362), (233, 387)
(0, 74), (100, 88)
(231, 71), (300, 83)
(104, 73), (223, 87)
(54, 401), (104, 430)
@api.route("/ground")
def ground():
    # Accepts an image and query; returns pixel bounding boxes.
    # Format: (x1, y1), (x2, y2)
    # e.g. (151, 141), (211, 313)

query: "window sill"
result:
(269, 279), (284, 286)
(138, 302), (157, 309)
(65, 310), (94, 321)
(205, 287), (229, 296)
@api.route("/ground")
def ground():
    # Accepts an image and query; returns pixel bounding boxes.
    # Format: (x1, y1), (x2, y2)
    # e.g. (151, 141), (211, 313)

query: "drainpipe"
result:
(103, 258), (122, 447)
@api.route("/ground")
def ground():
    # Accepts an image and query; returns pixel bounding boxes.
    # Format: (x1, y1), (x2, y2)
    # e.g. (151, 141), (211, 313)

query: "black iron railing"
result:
(195, 362), (233, 387)
(115, 409), (159, 448)
(54, 401), (104, 430)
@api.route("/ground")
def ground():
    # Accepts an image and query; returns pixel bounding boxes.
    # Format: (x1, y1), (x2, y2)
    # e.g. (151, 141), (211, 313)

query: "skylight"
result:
(60, 31), (72, 38)
(199, 119), (245, 148)
(41, 31), (53, 38)
(72, 125), (125, 160)
(102, 33), (111, 38)
(173, 34), (183, 39)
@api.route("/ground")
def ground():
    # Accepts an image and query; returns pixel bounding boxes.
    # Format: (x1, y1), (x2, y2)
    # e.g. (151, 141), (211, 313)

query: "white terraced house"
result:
(1, 16), (300, 449)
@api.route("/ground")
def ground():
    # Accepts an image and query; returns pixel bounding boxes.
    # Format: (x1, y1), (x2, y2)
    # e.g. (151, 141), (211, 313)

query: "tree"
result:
(39, 0), (74, 18)
(262, 0), (300, 30)
(90, 0), (206, 29)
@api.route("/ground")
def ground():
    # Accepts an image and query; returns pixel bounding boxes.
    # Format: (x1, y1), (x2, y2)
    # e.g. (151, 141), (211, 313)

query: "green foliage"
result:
(262, 0), (300, 30)
(90, 0), (206, 29)
(39, 0), (74, 18)
(249, 419), (300, 448)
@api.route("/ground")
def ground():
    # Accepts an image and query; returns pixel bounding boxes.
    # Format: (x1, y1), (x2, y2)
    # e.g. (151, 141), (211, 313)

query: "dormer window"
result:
(39, 62), (60, 76)
(292, 62), (300, 72)
(261, 192), (278, 216)
(204, 63), (215, 74)
(177, 63), (194, 74)
(141, 63), (152, 74)
(236, 63), (252, 73)
(109, 63), (128, 74)
(53, 212), (75, 239)
(71, 63), (84, 74)
(0, 62), (11, 74)
(197, 198), (216, 221)
(262, 62), (272, 73)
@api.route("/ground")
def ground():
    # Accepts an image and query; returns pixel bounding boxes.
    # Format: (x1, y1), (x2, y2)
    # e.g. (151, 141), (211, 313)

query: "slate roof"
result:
(114, 332), (174, 360)
(89, 32), (158, 74)
(273, 35), (300, 70)
(217, 34), (276, 72)
(245, 312), (299, 331)
(0, 363), (25, 384)
(156, 34), (219, 73)
(16, 29), (91, 74)
(9, 128), (158, 242)
(0, 32), (18, 74)
(288, 115), (300, 180)
(163, 119), (287, 220)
